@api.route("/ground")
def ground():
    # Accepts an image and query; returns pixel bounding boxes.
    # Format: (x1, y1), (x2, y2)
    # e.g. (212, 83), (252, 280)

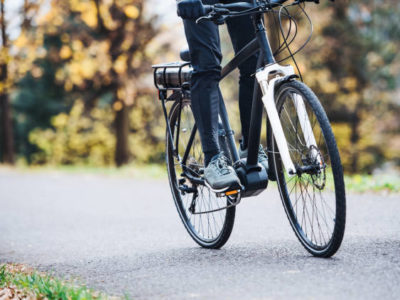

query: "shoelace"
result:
(258, 146), (268, 160)
(210, 155), (231, 176)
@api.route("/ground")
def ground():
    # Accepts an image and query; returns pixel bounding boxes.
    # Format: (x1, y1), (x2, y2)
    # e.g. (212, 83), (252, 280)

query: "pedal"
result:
(216, 189), (241, 198)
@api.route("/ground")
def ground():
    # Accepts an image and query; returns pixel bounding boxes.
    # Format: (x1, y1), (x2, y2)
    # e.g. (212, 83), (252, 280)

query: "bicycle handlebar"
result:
(199, 0), (290, 24)
(198, 0), (328, 24)
(203, 2), (255, 14)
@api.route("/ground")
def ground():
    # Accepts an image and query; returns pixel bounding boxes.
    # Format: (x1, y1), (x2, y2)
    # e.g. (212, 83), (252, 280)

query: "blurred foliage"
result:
(0, 0), (399, 174)
(29, 100), (115, 165)
(27, 94), (165, 166)
(344, 174), (400, 193)
(296, 1), (400, 173)
(7, 0), (162, 166)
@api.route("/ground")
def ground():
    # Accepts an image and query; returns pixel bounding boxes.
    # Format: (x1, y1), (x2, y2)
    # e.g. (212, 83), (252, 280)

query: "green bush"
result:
(29, 100), (116, 166)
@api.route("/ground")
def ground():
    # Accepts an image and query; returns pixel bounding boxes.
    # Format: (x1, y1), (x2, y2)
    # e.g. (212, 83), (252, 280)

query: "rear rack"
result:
(152, 62), (193, 164)
(152, 62), (192, 99)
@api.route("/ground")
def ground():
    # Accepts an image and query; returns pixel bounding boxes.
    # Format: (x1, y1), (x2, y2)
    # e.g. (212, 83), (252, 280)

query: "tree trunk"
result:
(0, 0), (15, 164)
(349, 115), (359, 174)
(349, 101), (362, 174)
(93, 0), (106, 33)
(114, 100), (130, 166)
(22, 0), (29, 29)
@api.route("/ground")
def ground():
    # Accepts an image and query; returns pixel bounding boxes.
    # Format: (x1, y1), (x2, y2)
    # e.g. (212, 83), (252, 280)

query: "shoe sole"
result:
(204, 180), (242, 194)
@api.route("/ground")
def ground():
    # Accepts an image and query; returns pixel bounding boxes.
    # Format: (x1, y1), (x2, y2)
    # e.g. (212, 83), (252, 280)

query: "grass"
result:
(0, 264), (125, 300)
(344, 174), (400, 193)
(1, 163), (399, 193)
(2, 163), (167, 180)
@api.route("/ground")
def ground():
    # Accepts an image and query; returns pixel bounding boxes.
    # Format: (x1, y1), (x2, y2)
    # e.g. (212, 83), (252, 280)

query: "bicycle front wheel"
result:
(271, 80), (346, 257)
(166, 99), (236, 249)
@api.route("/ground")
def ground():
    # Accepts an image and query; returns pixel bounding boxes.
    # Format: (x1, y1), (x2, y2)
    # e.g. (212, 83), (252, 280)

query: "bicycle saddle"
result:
(180, 49), (191, 62)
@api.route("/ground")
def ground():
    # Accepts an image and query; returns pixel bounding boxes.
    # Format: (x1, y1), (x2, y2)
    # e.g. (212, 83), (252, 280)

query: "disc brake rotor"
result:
(309, 145), (326, 190)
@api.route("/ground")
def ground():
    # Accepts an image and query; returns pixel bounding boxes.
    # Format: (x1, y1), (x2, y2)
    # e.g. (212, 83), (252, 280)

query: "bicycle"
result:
(152, 0), (346, 258)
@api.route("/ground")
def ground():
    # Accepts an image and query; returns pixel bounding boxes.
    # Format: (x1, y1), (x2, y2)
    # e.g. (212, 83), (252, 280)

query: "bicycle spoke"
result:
(283, 103), (306, 148)
(273, 84), (343, 254)
(167, 101), (233, 245)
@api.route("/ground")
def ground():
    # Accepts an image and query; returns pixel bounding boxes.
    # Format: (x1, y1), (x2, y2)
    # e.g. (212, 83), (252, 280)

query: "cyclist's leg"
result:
(182, 16), (222, 166)
(224, 9), (258, 149)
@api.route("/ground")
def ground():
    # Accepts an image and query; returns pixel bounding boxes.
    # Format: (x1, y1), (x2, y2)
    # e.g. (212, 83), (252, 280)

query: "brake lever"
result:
(196, 15), (213, 24)
(196, 5), (230, 24)
(196, 13), (228, 25)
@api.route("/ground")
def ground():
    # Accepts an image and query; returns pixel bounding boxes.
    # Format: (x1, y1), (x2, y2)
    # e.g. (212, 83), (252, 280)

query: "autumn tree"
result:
(89, 0), (157, 166)
(53, 0), (156, 166)
(13, 0), (158, 166)
(12, 0), (68, 160)
(0, 0), (15, 164)
(302, 0), (400, 173)
(9, 0), (399, 172)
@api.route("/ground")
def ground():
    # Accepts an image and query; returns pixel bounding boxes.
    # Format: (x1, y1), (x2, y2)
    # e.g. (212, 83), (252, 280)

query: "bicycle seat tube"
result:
(246, 8), (276, 168)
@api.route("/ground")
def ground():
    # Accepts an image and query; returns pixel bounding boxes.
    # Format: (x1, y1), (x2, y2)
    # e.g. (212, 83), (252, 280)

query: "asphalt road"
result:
(0, 169), (399, 299)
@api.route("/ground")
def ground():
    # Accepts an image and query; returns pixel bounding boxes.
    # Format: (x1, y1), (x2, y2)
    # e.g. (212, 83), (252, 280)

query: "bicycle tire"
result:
(166, 100), (236, 249)
(271, 80), (346, 257)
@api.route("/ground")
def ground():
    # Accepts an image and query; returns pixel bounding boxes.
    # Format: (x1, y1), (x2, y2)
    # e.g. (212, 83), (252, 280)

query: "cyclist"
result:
(177, 0), (268, 192)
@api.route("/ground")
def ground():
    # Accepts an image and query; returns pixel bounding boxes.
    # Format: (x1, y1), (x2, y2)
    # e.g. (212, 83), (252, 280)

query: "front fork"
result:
(256, 64), (321, 177)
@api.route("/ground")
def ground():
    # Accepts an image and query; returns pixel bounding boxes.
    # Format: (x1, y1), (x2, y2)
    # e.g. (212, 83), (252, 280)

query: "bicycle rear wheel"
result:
(271, 81), (346, 257)
(166, 99), (236, 249)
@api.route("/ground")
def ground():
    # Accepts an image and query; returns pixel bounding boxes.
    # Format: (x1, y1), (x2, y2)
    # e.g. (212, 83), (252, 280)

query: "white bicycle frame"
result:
(256, 64), (321, 177)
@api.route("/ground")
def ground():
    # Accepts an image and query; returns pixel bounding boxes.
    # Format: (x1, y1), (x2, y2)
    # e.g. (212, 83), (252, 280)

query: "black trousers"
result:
(182, 1), (258, 165)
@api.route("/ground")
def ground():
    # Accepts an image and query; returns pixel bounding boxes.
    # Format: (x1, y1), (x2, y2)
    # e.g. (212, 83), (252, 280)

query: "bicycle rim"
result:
(272, 81), (346, 257)
(166, 100), (236, 248)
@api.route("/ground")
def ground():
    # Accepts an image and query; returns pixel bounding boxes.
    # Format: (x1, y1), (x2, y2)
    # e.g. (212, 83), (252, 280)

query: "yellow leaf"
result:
(124, 5), (139, 19)
(114, 54), (127, 74)
(31, 66), (43, 78)
(113, 101), (123, 111)
(117, 88), (126, 100)
(343, 77), (357, 91)
(80, 59), (97, 79)
(52, 113), (69, 128)
(14, 34), (29, 48)
(81, 5), (98, 29)
(55, 69), (65, 82)
(65, 80), (73, 92)
(72, 40), (83, 51)
(60, 45), (72, 59)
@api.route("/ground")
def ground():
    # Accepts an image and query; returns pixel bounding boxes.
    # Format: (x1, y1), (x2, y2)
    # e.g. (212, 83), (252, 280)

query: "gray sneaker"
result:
(204, 153), (241, 192)
(239, 145), (269, 171)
